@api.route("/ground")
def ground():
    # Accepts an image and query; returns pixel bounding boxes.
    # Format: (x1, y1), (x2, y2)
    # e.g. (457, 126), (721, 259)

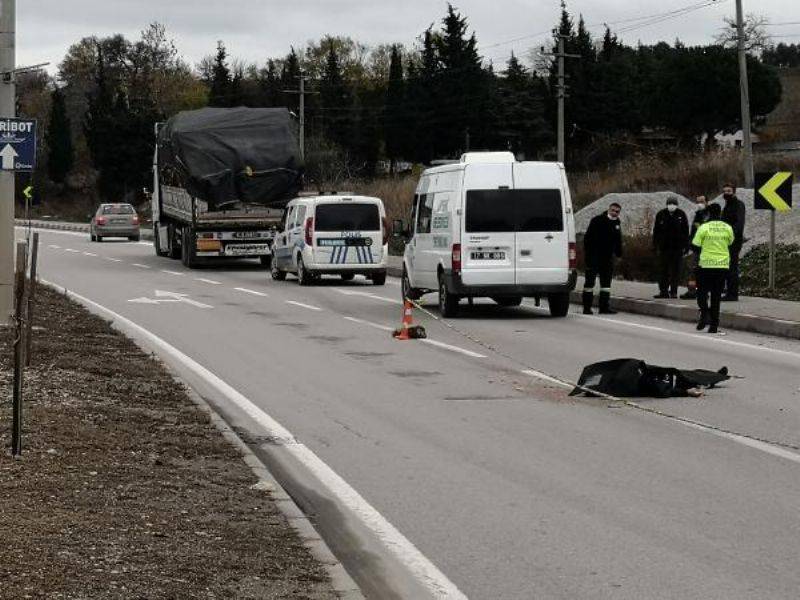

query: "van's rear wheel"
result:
(271, 257), (286, 281)
(548, 292), (570, 318)
(371, 271), (386, 286)
(438, 272), (459, 318)
(340, 273), (355, 282)
(492, 296), (523, 307)
(297, 256), (313, 286)
(260, 255), (272, 269)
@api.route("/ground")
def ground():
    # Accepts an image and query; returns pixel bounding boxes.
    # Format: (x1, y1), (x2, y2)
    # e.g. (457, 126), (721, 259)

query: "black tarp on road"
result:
(570, 358), (731, 398)
(157, 107), (303, 210)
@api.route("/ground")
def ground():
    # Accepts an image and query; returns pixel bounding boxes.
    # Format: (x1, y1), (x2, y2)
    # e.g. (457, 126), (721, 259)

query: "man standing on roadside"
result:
(692, 204), (734, 334)
(582, 203), (623, 315)
(652, 197), (689, 299)
(680, 195), (710, 300)
(721, 183), (746, 301)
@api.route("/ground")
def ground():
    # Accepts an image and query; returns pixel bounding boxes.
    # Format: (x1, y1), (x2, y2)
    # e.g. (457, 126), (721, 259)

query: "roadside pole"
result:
(285, 71), (315, 162)
(0, 0), (16, 321)
(25, 231), (38, 366)
(552, 35), (580, 164)
(12, 239), (27, 457)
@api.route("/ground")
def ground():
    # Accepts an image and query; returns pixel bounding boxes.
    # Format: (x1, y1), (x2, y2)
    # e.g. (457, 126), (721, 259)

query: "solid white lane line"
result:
(65, 248), (79, 253)
(344, 316), (394, 332)
(195, 277), (222, 285)
(235, 287), (268, 297)
(676, 419), (800, 465)
(161, 270), (185, 276)
(521, 369), (574, 389)
(286, 300), (322, 311)
(422, 339), (487, 358)
(82, 252), (98, 257)
(337, 289), (400, 304)
(41, 280), (467, 600)
(104, 257), (122, 263)
(132, 263), (151, 269)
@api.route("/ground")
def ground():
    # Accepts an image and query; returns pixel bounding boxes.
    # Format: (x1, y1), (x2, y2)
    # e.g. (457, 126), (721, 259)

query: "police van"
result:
(271, 194), (389, 286)
(398, 152), (577, 317)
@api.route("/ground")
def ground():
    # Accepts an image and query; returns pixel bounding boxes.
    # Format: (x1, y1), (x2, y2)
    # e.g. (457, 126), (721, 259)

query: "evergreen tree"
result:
(47, 87), (74, 185)
(497, 54), (548, 158)
(384, 45), (405, 171)
(208, 41), (231, 107)
(280, 48), (301, 113)
(320, 44), (351, 148)
(259, 59), (282, 106)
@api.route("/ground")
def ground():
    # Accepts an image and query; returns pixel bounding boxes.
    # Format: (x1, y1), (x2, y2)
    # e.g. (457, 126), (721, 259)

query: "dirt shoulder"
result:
(0, 286), (337, 599)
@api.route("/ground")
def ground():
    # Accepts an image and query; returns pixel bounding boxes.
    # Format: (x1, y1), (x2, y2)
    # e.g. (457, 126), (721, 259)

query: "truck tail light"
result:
(452, 243), (462, 272)
(382, 217), (389, 246)
(569, 242), (577, 269)
(96, 217), (107, 226)
(304, 217), (314, 245)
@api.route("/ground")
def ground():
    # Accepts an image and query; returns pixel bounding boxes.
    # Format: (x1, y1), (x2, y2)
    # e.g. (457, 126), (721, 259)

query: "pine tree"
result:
(280, 48), (301, 113)
(259, 59), (281, 106)
(47, 87), (74, 185)
(384, 46), (405, 171)
(208, 41), (231, 107)
(320, 44), (351, 148)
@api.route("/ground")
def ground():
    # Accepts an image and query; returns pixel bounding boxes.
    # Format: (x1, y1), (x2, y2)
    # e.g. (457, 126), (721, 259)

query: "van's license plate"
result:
(471, 251), (505, 260)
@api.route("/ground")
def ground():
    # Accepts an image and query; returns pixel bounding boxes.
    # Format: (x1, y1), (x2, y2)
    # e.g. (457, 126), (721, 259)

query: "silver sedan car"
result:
(90, 203), (141, 242)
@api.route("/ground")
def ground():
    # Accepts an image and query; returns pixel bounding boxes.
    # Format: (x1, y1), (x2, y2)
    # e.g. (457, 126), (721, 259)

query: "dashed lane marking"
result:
(132, 263), (151, 269)
(195, 277), (222, 285)
(82, 252), (98, 257)
(235, 287), (268, 297)
(104, 257), (122, 262)
(48, 244), (61, 249)
(521, 369), (573, 389)
(422, 339), (487, 358)
(65, 248), (79, 253)
(161, 270), (185, 276)
(286, 300), (322, 311)
(336, 289), (400, 304)
(344, 316), (394, 332)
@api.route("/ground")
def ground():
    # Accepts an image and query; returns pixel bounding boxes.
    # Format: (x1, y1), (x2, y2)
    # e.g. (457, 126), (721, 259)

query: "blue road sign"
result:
(0, 118), (37, 171)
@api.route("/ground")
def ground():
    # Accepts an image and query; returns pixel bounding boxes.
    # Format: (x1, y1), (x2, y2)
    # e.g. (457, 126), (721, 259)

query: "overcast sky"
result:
(15, 0), (800, 76)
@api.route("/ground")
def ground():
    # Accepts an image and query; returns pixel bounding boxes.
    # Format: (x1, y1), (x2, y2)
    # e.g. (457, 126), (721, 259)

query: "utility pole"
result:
(552, 35), (580, 164)
(284, 70), (315, 162)
(0, 0), (16, 323)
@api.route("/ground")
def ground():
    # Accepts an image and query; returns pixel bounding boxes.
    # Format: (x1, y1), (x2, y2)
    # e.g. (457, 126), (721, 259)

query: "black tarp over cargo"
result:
(157, 107), (303, 210)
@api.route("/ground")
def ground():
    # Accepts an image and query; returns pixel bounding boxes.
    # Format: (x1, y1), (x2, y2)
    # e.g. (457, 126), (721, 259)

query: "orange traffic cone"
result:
(393, 299), (415, 340)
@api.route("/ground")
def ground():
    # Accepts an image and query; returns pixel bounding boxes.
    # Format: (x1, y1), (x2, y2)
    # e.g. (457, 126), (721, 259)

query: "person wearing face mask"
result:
(582, 203), (623, 315)
(652, 196), (690, 299)
(692, 203), (734, 334)
(720, 183), (746, 301)
(680, 195), (710, 299)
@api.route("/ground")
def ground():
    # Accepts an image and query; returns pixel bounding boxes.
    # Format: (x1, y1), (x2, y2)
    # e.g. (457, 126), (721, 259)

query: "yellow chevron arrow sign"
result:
(23, 185), (33, 200)
(756, 172), (792, 212)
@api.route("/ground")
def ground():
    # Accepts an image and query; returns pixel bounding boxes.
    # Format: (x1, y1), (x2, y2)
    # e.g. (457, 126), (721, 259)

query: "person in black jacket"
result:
(720, 183), (746, 301)
(583, 203), (623, 315)
(652, 197), (690, 299)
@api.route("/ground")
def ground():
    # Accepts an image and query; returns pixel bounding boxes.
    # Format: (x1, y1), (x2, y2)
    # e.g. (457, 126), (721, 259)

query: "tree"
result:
(320, 44), (352, 148)
(280, 48), (301, 113)
(384, 45), (405, 170)
(714, 14), (771, 52)
(48, 88), (74, 185)
(208, 41), (231, 107)
(496, 54), (549, 157)
(763, 43), (800, 68)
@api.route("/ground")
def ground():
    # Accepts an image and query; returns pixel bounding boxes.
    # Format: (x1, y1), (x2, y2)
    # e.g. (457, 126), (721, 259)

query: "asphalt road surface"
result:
(24, 228), (800, 600)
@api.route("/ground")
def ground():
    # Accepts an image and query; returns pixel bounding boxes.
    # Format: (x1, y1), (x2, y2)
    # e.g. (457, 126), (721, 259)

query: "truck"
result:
(151, 107), (304, 268)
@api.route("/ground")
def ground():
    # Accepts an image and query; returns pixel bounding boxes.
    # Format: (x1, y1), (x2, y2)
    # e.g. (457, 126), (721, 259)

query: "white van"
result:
(271, 194), (388, 286)
(399, 152), (577, 317)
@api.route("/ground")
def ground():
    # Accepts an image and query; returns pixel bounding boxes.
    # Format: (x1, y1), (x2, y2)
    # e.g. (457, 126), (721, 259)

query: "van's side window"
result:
(416, 193), (433, 234)
(295, 206), (307, 228)
(282, 206), (295, 232)
(410, 194), (419, 237)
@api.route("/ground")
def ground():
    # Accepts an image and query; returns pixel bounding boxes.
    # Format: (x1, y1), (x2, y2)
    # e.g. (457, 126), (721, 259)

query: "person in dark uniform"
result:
(652, 196), (690, 299)
(582, 203), (623, 315)
(680, 195), (710, 299)
(720, 183), (746, 301)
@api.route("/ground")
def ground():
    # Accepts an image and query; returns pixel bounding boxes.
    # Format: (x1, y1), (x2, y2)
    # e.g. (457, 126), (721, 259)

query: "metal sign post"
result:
(754, 172), (793, 290)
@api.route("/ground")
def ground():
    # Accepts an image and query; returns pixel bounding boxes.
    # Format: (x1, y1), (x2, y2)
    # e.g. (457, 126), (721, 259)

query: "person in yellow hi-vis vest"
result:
(691, 203), (734, 334)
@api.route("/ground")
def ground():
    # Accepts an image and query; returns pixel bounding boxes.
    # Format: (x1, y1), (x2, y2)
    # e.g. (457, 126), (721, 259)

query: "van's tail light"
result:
(381, 217), (389, 246)
(131, 215), (139, 225)
(304, 217), (314, 245)
(452, 243), (462, 272)
(568, 242), (577, 269)
(96, 216), (107, 226)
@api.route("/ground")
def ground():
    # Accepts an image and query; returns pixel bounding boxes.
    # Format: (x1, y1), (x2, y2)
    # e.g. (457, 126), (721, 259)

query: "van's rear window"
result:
(315, 203), (380, 231)
(465, 190), (563, 233)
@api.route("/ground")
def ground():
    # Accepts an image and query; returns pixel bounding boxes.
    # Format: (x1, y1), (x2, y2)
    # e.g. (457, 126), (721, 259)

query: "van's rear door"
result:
(461, 164), (515, 286)
(512, 164), (569, 286)
(313, 200), (383, 266)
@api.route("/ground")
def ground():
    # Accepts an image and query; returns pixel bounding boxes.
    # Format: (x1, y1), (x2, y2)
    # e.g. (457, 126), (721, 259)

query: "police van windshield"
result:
(315, 203), (380, 231)
(465, 190), (563, 233)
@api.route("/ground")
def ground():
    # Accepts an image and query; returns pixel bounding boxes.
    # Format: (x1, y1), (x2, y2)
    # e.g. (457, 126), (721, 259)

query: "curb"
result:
(40, 279), (364, 600)
(569, 291), (800, 340)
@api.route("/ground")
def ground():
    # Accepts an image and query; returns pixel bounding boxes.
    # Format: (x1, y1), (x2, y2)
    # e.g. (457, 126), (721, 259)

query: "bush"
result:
(740, 243), (800, 300)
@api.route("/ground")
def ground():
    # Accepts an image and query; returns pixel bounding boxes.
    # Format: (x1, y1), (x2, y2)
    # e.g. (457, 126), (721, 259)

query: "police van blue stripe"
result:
(367, 246), (374, 264)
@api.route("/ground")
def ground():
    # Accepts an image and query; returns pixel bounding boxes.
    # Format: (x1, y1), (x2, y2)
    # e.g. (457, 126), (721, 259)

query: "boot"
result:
(582, 291), (594, 315)
(680, 289), (697, 300)
(599, 291), (617, 315)
(696, 310), (709, 331)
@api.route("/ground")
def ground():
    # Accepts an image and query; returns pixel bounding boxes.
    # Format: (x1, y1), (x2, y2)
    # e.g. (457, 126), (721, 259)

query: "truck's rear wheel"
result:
(168, 225), (181, 259)
(181, 226), (199, 269)
(548, 292), (570, 318)
(154, 223), (169, 257)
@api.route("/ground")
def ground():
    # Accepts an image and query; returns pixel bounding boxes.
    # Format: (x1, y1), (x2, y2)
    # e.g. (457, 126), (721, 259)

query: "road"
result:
(24, 227), (800, 600)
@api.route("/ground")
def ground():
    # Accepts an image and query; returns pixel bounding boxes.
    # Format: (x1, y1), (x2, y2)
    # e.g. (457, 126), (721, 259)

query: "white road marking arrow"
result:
(127, 290), (213, 309)
(0, 144), (18, 169)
